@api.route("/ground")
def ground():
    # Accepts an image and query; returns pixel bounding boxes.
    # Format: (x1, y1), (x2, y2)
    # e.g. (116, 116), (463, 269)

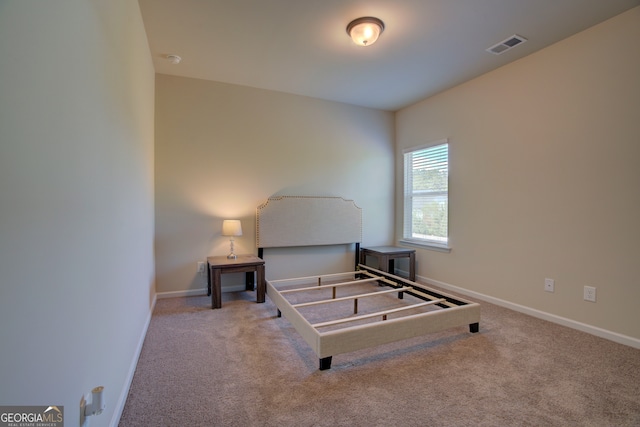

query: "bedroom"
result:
(1, 1), (639, 426)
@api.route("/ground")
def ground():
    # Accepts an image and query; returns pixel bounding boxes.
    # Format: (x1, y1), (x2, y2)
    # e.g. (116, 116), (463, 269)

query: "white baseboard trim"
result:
(157, 288), (207, 299)
(412, 272), (640, 350)
(156, 284), (248, 299)
(111, 293), (157, 427)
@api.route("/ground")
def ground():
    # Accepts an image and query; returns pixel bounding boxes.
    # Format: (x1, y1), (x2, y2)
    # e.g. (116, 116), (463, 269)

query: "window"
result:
(402, 140), (449, 249)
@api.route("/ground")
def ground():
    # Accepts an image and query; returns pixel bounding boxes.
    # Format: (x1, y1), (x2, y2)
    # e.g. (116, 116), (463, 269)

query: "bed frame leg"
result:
(319, 356), (332, 370)
(469, 322), (479, 333)
(277, 309), (281, 318)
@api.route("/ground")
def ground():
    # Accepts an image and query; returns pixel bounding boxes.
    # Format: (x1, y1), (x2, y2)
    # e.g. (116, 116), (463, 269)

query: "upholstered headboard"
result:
(256, 196), (362, 249)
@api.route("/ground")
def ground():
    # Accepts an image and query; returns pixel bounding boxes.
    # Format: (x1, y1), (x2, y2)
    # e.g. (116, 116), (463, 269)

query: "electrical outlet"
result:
(584, 286), (596, 302)
(197, 262), (205, 274)
(544, 278), (555, 293)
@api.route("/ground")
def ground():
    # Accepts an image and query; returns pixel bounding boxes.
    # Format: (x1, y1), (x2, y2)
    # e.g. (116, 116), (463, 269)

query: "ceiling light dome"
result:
(346, 17), (385, 47)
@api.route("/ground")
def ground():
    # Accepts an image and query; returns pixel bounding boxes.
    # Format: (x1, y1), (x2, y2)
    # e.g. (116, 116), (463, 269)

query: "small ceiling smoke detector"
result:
(486, 35), (527, 55)
(166, 54), (182, 64)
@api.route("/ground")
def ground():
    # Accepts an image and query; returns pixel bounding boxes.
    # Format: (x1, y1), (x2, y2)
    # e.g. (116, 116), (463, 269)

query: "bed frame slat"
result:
(312, 299), (446, 328)
(279, 277), (379, 294)
(292, 287), (412, 308)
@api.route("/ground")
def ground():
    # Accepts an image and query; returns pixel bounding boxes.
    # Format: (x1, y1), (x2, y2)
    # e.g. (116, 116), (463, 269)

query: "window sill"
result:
(399, 239), (451, 253)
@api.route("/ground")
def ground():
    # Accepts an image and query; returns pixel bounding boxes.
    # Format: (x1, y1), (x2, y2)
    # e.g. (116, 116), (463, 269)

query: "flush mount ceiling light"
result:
(346, 17), (385, 47)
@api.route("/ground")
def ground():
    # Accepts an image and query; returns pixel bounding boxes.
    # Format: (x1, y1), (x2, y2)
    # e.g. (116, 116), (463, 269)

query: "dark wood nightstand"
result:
(206, 255), (265, 309)
(360, 246), (416, 281)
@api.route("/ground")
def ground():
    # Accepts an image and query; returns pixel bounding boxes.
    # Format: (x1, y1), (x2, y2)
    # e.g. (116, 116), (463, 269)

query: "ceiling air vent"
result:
(486, 34), (527, 55)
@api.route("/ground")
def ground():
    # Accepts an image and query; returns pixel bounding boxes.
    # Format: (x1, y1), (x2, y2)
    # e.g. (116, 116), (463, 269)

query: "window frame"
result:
(400, 139), (451, 252)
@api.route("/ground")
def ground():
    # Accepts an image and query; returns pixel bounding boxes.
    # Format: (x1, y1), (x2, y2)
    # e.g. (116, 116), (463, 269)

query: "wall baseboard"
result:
(111, 293), (157, 427)
(156, 285), (247, 300)
(157, 288), (207, 299)
(405, 271), (640, 350)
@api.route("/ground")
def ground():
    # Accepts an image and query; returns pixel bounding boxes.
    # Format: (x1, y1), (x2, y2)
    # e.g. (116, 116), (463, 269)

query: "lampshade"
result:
(222, 220), (243, 237)
(346, 17), (385, 47)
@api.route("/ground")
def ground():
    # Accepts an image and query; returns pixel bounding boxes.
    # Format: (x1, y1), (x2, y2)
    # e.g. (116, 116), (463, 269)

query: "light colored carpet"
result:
(119, 287), (640, 426)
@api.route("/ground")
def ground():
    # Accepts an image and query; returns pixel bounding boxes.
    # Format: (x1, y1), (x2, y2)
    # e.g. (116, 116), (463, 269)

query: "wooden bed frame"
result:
(256, 196), (480, 370)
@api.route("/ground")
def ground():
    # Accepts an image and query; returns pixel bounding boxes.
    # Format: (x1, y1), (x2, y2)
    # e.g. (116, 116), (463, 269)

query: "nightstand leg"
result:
(256, 265), (265, 303)
(409, 253), (415, 281)
(212, 268), (222, 309)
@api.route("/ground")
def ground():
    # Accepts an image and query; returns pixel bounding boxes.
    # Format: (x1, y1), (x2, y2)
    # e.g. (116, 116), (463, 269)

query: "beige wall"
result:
(0, 1), (155, 425)
(395, 7), (640, 341)
(155, 75), (394, 292)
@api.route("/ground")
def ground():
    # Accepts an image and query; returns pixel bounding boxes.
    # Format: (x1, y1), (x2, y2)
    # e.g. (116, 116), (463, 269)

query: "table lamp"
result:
(222, 220), (242, 259)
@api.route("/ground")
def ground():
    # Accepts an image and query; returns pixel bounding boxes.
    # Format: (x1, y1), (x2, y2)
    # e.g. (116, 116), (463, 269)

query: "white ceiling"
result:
(138, 0), (639, 111)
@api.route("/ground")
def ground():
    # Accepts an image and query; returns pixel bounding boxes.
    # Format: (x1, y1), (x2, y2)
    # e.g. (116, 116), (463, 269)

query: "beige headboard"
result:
(256, 196), (362, 248)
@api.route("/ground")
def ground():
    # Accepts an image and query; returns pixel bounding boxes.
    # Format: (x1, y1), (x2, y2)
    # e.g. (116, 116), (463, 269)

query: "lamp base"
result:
(227, 238), (237, 259)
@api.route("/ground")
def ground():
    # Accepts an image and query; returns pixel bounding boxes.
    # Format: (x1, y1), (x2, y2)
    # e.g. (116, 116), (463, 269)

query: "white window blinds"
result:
(403, 141), (448, 246)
